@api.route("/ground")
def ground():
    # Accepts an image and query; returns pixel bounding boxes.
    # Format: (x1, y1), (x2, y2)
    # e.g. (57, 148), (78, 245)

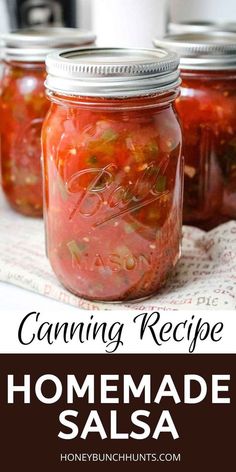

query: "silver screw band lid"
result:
(154, 32), (236, 70)
(1, 27), (96, 62)
(45, 47), (180, 98)
(168, 21), (236, 35)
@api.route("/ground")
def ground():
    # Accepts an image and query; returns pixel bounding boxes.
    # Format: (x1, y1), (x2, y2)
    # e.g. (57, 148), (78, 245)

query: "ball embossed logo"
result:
(66, 158), (170, 227)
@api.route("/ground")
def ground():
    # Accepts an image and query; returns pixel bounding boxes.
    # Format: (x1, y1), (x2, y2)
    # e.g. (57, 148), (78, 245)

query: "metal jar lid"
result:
(45, 47), (180, 98)
(1, 27), (96, 62)
(153, 32), (236, 70)
(168, 21), (236, 35)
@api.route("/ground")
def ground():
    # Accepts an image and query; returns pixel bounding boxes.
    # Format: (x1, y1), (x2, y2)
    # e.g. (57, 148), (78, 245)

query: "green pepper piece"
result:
(124, 222), (140, 234)
(156, 175), (167, 192)
(101, 128), (119, 142)
(57, 175), (68, 201)
(87, 155), (98, 165)
(67, 240), (86, 266)
(147, 141), (159, 156)
(220, 137), (236, 177)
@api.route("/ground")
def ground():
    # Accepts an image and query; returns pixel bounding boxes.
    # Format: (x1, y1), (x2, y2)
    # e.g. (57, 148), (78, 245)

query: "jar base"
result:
(53, 270), (171, 304)
(59, 285), (161, 304)
(184, 215), (232, 231)
(5, 197), (43, 218)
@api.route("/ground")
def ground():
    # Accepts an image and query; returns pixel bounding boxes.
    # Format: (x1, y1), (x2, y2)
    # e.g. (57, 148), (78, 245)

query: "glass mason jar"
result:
(42, 47), (183, 302)
(154, 32), (236, 230)
(0, 28), (95, 216)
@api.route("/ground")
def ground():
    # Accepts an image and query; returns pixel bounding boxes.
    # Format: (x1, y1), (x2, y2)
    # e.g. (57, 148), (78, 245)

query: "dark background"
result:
(6, 0), (77, 28)
(0, 354), (234, 471)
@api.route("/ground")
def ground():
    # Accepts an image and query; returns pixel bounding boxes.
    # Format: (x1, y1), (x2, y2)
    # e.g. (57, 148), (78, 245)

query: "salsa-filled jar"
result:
(154, 32), (236, 230)
(0, 28), (95, 216)
(42, 47), (183, 302)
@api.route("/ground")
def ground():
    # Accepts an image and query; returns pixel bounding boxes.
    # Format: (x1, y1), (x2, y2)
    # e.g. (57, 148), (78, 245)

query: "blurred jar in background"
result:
(0, 28), (96, 216)
(169, 0), (236, 24)
(91, 0), (168, 47)
(154, 33), (236, 230)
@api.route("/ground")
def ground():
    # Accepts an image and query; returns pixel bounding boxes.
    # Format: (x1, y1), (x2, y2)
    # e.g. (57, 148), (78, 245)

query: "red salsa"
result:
(154, 32), (236, 230)
(176, 69), (236, 229)
(1, 61), (47, 216)
(0, 28), (96, 216)
(42, 48), (183, 302)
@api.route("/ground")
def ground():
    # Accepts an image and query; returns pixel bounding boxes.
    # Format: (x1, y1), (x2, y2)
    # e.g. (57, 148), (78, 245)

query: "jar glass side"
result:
(176, 69), (236, 230)
(0, 61), (49, 216)
(42, 92), (183, 302)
